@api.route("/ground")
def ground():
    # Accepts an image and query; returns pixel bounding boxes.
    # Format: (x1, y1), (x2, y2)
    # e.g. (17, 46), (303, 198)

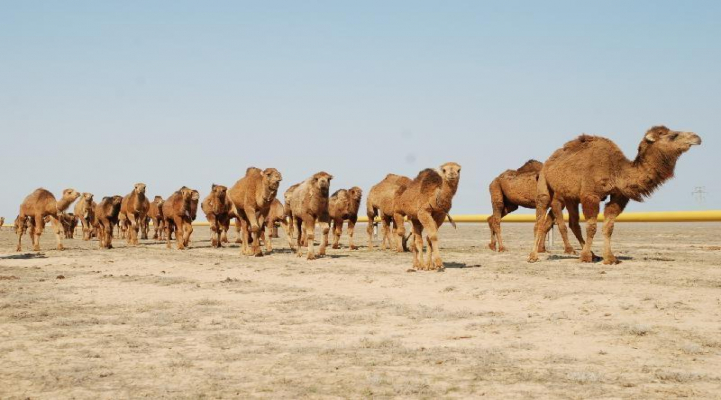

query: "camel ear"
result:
(327, 175), (334, 181)
(212, 183), (217, 190)
(645, 133), (656, 142)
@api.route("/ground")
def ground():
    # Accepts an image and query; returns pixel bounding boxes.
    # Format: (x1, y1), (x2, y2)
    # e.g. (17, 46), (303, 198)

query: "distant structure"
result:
(692, 186), (707, 207)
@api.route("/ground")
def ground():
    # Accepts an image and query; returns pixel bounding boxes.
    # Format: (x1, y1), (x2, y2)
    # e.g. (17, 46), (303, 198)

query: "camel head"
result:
(211, 184), (228, 202)
(349, 187), (363, 202)
(62, 189), (81, 202)
(311, 172), (333, 197)
(110, 195), (123, 206)
(438, 162), (462, 183)
(81, 192), (94, 205)
(133, 183), (147, 195)
(191, 190), (200, 202)
(262, 168), (283, 191)
(14, 216), (28, 236)
(640, 126), (702, 156)
(153, 196), (164, 206)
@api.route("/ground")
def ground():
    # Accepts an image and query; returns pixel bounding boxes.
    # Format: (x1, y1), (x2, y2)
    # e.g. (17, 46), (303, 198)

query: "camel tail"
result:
(447, 214), (457, 229)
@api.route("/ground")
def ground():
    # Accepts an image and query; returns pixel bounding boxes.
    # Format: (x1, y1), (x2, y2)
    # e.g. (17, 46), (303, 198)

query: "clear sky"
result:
(1, 1), (718, 219)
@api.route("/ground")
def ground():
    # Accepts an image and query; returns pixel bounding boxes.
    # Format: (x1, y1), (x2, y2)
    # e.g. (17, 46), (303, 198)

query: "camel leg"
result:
(393, 213), (406, 253)
(537, 209), (555, 253)
(348, 217), (358, 250)
(303, 217), (316, 260)
(579, 196), (601, 263)
(183, 220), (193, 248)
(16, 216), (26, 252)
(319, 219), (330, 256)
(417, 212), (443, 270)
(410, 220), (424, 269)
(528, 171), (552, 262)
(294, 217), (304, 257)
(234, 218), (243, 244)
(32, 215), (45, 252)
(366, 210), (375, 250)
(332, 219), (342, 249)
(127, 214), (138, 245)
(279, 219), (293, 250)
(487, 203), (505, 252)
(173, 217), (186, 250)
(49, 215), (64, 251)
(549, 197), (574, 254)
(602, 195), (628, 265)
(566, 200), (585, 247)
(209, 215), (218, 248)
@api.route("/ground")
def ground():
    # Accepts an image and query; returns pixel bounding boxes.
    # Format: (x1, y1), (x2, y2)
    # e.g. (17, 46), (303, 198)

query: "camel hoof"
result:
(564, 248), (577, 255)
(350, 245), (358, 250)
(435, 267), (445, 272)
(332, 244), (340, 249)
(488, 243), (496, 251)
(16, 246), (21, 252)
(527, 254), (539, 263)
(57, 245), (64, 251)
(498, 246), (507, 253)
(254, 251), (264, 258)
(319, 248), (326, 256)
(603, 256), (621, 265)
(33, 246), (41, 252)
(307, 253), (316, 260)
(579, 252), (594, 263)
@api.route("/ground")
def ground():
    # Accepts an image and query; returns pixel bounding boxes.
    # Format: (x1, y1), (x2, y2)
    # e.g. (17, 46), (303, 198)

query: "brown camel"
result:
(366, 174), (413, 251)
(529, 126), (702, 264)
(162, 186), (196, 250)
(59, 213), (78, 239)
(147, 196), (165, 240)
(16, 188), (80, 252)
(228, 167), (283, 257)
(119, 183), (148, 245)
(288, 171), (333, 260)
(329, 187), (363, 250)
(259, 198), (292, 253)
(487, 160), (578, 253)
(394, 163), (461, 271)
(74, 192), (95, 241)
(95, 196), (123, 249)
(0, 217), (4, 230)
(201, 184), (230, 248)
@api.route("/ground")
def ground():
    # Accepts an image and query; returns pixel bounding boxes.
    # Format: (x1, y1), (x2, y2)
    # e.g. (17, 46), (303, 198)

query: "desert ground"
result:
(0, 222), (720, 399)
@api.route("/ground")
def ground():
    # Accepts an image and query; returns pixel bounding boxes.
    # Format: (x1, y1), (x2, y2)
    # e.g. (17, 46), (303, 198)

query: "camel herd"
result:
(9, 126), (701, 270)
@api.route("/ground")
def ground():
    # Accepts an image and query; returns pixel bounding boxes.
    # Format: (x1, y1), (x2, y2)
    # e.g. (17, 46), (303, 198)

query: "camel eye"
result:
(670, 133), (679, 140)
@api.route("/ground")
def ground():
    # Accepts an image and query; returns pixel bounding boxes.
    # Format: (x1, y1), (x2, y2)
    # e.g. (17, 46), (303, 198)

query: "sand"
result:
(1, 222), (720, 399)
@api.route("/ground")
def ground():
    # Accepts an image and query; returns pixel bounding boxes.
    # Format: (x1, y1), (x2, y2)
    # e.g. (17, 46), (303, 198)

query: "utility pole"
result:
(692, 186), (707, 208)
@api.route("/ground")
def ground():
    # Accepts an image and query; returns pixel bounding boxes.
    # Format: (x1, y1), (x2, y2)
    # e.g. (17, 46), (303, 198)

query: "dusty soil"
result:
(1, 222), (720, 399)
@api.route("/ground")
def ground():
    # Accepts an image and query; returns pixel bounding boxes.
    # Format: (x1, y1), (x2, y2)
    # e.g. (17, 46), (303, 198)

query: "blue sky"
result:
(1, 1), (718, 218)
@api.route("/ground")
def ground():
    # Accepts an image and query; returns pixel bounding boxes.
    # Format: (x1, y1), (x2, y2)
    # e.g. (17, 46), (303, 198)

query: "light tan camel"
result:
(201, 184), (230, 248)
(288, 172), (333, 260)
(529, 126), (702, 264)
(228, 167), (283, 257)
(16, 188), (80, 252)
(162, 186), (197, 250)
(95, 196), (123, 249)
(394, 163), (461, 270)
(487, 160), (579, 253)
(329, 187), (363, 250)
(147, 196), (165, 240)
(120, 183), (148, 245)
(366, 174), (413, 252)
(74, 193), (95, 241)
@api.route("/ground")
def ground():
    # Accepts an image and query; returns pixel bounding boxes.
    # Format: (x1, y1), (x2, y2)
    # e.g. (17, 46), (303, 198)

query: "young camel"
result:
(288, 172), (333, 260)
(74, 193), (95, 241)
(16, 188), (80, 252)
(529, 126), (702, 264)
(394, 163), (461, 271)
(120, 183), (149, 246)
(162, 187), (197, 250)
(147, 196), (165, 240)
(201, 184), (230, 248)
(329, 187), (363, 250)
(95, 196), (123, 249)
(228, 167), (283, 257)
(366, 174), (412, 251)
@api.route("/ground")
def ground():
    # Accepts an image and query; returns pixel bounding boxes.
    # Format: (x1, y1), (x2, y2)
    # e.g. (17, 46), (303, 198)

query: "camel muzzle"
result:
(684, 133), (702, 146)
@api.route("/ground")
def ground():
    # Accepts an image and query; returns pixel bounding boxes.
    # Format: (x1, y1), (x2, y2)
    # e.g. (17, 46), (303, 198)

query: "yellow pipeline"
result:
(187, 210), (721, 225)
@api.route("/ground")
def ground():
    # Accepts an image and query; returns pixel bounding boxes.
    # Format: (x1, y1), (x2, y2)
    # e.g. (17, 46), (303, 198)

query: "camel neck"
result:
(56, 197), (74, 212)
(624, 145), (680, 200)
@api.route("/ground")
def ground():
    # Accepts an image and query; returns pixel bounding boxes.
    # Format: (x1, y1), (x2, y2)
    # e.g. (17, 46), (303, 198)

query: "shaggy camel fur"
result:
(394, 163), (461, 270)
(16, 188), (80, 252)
(487, 160), (574, 253)
(329, 187), (363, 250)
(228, 167), (283, 256)
(147, 196), (165, 240)
(288, 172), (333, 260)
(162, 187), (196, 250)
(120, 183), (148, 245)
(366, 174), (412, 251)
(529, 126), (702, 264)
(95, 196), (123, 249)
(74, 193), (95, 241)
(259, 198), (292, 253)
(201, 184), (230, 248)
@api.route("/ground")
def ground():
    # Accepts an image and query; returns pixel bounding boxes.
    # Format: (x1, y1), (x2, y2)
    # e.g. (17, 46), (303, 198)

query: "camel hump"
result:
(331, 189), (347, 199)
(245, 167), (261, 176)
(516, 160), (543, 173)
(417, 168), (443, 192)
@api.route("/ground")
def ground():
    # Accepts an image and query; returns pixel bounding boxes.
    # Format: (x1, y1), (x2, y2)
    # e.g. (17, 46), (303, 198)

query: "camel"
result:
(366, 174), (413, 251)
(162, 186), (197, 250)
(394, 163), (461, 271)
(288, 171), (333, 260)
(487, 160), (579, 253)
(328, 187), (363, 250)
(59, 213), (78, 239)
(0, 217), (4, 230)
(120, 183), (149, 246)
(147, 196), (165, 240)
(16, 188), (80, 252)
(73, 193), (95, 241)
(95, 196), (123, 249)
(259, 198), (293, 253)
(228, 167), (283, 257)
(201, 184), (230, 248)
(528, 126), (702, 265)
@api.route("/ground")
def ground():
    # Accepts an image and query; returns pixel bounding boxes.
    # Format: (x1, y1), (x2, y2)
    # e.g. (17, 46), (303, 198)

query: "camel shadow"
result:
(444, 262), (481, 269)
(1, 253), (48, 260)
